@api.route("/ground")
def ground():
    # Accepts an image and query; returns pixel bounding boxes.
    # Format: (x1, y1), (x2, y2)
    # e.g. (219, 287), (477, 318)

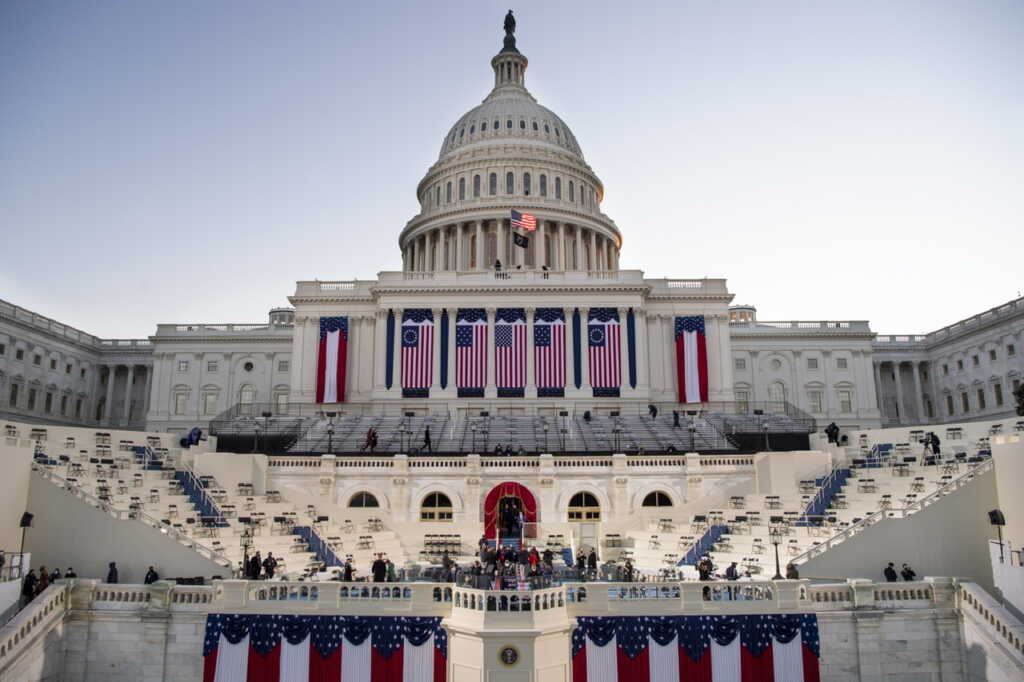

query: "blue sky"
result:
(1, 0), (1021, 338)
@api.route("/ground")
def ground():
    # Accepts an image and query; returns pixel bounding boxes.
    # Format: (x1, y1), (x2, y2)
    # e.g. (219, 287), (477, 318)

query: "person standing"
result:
(386, 557), (397, 583)
(36, 566), (50, 596)
(422, 426), (432, 453)
(343, 559), (354, 582)
(106, 562), (119, 584)
(786, 563), (800, 579)
(21, 569), (38, 607)
(930, 433), (941, 456)
(587, 549), (598, 579)
(901, 564), (917, 581)
(250, 552), (262, 581)
(883, 562), (898, 582)
(371, 554), (387, 583)
(263, 553), (277, 580)
(672, 410), (681, 428)
(144, 566), (160, 584)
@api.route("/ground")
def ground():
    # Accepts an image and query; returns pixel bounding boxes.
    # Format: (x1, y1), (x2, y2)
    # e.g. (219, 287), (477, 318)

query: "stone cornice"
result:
(150, 335), (293, 345)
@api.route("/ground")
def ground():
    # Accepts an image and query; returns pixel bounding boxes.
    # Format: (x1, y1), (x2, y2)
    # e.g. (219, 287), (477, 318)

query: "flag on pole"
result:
(203, 613), (448, 682)
(456, 308), (487, 398)
(495, 308), (526, 397)
(675, 316), (709, 403)
(513, 232), (529, 249)
(511, 209), (537, 231)
(571, 614), (821, 682)
(402, 309), (434, 397)
(534, 308), (566, 397)
(315, 317), (348, 403)
(588, 308), (621, 397)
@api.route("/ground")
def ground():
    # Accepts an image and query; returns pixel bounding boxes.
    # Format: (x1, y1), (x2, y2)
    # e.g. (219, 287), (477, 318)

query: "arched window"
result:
(470, 124), (475, 134)
(642, 492), (673, 507)
(506, 172), (514, 194)
(435, 186), (440, 206)
(568, 492), (600, 521)
(420, 492), (453, 521)
(459, 128), (464, 138)
(494, 119), (499, 130)
(458, 177), (465, 200)
(349, 492), (379, 508)
(569, 181), (575, 202)
(489, 173), (498, 196)
(539, 174), (547, 197)
(544, 123), (550, 133)
(239, 385), (256, 405)
(769, 381), (787, 404)
(473, 175), (481, 198)
(506, 119), (513, 129)
(555, 177), (562, 199)
(446, 182), (452, 203)
(523, 173), (531, 196)
(482, 121), (487, 131)
(532, 121), (538, 131)
(519, 120), (526, 129)
(469, 234), (477, 268)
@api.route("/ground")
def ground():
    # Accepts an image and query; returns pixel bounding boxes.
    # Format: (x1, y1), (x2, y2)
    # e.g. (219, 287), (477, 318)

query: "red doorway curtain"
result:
(483, 482), (537, 537)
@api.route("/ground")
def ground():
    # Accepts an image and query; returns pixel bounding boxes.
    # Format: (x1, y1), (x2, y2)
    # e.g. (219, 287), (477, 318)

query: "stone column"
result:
(749, 351), (760, 402)
(574, 226), (583, 271)
(454, 223), (462, 271)
(912, 361), (925, 423)
(410, 236), (418, 272)
(141, 366), (153, 426)
(431, 308), (442, 392)
(635, 309), (650, 394)
(497, 219), (507, 267)
(122, 365), (135, 425)
(587, 232), (596, 271)
(445, 309), (457, 396)
(618, 307), (630, 391)
(475, 220), (484, 270)
(822, 350), (834, 417)
(525, 307), (536, 397)
(348, 317), (360, 400)
(391, 309), (403, 392)
(485, 308), (496, 398)
(893, 362), (906, 424)
(373, 311), (387, 392)
(557, 222), (566, 270)
(538, 221), (547, 268)
(873, 362), (884, 417)
(290, 315), (306, 401)
(104, 365), (116, 426)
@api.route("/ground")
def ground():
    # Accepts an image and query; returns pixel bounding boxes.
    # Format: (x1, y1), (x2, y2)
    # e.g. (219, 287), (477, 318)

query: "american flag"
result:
(456, 308), (487, 396)
(495, 308), (526, 394)
(203, 614), (448, 682)
(511, 209), (537, 231)
(402, 309), (433, 392)
(588, 307), (621, 392)
(676, 316), (709, 403)
(315, 317), (348, 403)
(534, 307), (565, 395)
(572, 614), (820, 682)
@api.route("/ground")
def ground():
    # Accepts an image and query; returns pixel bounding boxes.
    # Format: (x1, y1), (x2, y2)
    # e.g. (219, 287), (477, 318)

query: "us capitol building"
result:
(1, 23), (1021, 438)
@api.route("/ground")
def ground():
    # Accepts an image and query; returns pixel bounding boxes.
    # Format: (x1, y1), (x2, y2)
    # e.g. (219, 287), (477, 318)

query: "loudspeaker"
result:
(559, 410), (569, 417)
(753, 409), (764, 416)
(988, 509), (1006, 526)
(404, 411), (415, 417)
(20, 512), (33, 528)
(610, 411), (620, 417)
(479, 411), (490, 417)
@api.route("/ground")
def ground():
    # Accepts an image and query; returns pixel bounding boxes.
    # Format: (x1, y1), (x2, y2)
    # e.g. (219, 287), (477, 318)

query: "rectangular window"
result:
(177, 360), (189, 373)
(33, 354), (41, 366)
(278, 360), (290, 372)
(972, 355), (980, 367)
(65, 364), (72, 374)
(174, 393), (187, 415)
(75, 399), (82, 419)
(925, 400), (934, 419)
(206, 360), (218, 373)
(994, 384), (1004, 407)
(808, 391), (823, 413)
(60, 395), (68, 415)
(736, 390), (749, 412)
(961, 392), (970, 413)
(202, 393), (218, 416)
(1008, 344), (1016, 357)
(977, 389), (986, 410)
(807, 358), (819, 370)
(27, 388), (37, 411)
(44, 392), (53, 413)
(734, 358), (746, 370)
(15, 349), (24, 361)
(836, 358), (848, 369)
(49, 359), (57, 370)
(9, 384), (18, 407)
(80, 368), (87, 379)
(957, 360), (964, 371)
(942, 364), (949, 376)
(838, 390), (853, 413)
(946, 395), (954, 416)
(989, 349), (997, 362)
(276, 393), (289, 412)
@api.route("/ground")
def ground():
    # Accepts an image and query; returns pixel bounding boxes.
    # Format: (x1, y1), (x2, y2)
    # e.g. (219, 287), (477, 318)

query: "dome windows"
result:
(505, 172), (514, 194)
(470, 124), (475, 134)
(489, 173), (497, 196)
(544, 124), (550, 134)
(532, 122), (538, 131)
(523, 173), (531, 196)
(494, 119), (499, 130)
(569, 181), (575, 202)
(555, 127), (561, 137)
(482, 121), (487, 131)
(473, 175), (481, 198)
(642, 492), (673, 507)
(459, 128), (464, 138)
(446, 182), (452, 203)
(519, 120), (526, 129)
(506, 119), (513, 129)
(458, 177), (466, 201)
(435, 186), (441, 206)
(539, 174), (547, 197)
(349, 492), (379, 508)
(555, 177), (562, 199)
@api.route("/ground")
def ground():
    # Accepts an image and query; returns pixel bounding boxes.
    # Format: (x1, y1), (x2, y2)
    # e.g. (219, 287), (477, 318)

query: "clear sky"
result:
(2, 0), (1021, 339)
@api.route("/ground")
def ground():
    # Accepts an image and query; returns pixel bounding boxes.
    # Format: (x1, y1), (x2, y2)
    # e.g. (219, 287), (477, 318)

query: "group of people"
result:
(497, 499), (525, 539)
(244, 551), (279, 580)
(368, 553), (398, 582)
(883, 562), (917, 582)
(697, 555), (801, 581)
(476, 543), (553, 587)
(645, 405), (685, 428)
(824, 422), (842, 445)
(20, 565), (77, 606)
(573, 548), (602, 580)
(921, 432), (942, 455)
(360, 427), (379, 452)
(492, 444), (527, 457)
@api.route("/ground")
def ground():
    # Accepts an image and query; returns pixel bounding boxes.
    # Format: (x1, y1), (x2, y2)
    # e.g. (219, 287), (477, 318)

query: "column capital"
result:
(485, 307), (496, 316)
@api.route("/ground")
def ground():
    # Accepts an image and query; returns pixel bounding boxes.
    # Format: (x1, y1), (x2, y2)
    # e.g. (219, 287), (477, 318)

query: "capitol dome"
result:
(400, 15), (621, 275)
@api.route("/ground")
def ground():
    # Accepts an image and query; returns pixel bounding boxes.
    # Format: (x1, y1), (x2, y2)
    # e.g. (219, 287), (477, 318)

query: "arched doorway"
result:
(483, 482), (537, 539)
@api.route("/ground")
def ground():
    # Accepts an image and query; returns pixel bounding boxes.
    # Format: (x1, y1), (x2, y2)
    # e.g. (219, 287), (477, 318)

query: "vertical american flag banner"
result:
(402, 309), (434, 398)
(203, 613), (447, 682)
(675, 316), (709, 403)
(456, 308), (487, 398)
(588, 308), (621, 397)
(571, 614), (820, 682)
(534, 307), (566, 397)
(495, 308), (526, 398)
(315, 317), (348, 403)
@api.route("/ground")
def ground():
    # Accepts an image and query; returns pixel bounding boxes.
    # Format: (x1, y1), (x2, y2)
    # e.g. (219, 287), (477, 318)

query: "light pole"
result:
(769, 525), (784, 580)
(762, 421), (771, 452)
(327, 425), (334, 454)
(262, 410), (273, 452)
(471, 423), (477, 453)
(688, 422), (697, 451)
(543, 422), (549, 453)
(612, 426), (621, 453)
